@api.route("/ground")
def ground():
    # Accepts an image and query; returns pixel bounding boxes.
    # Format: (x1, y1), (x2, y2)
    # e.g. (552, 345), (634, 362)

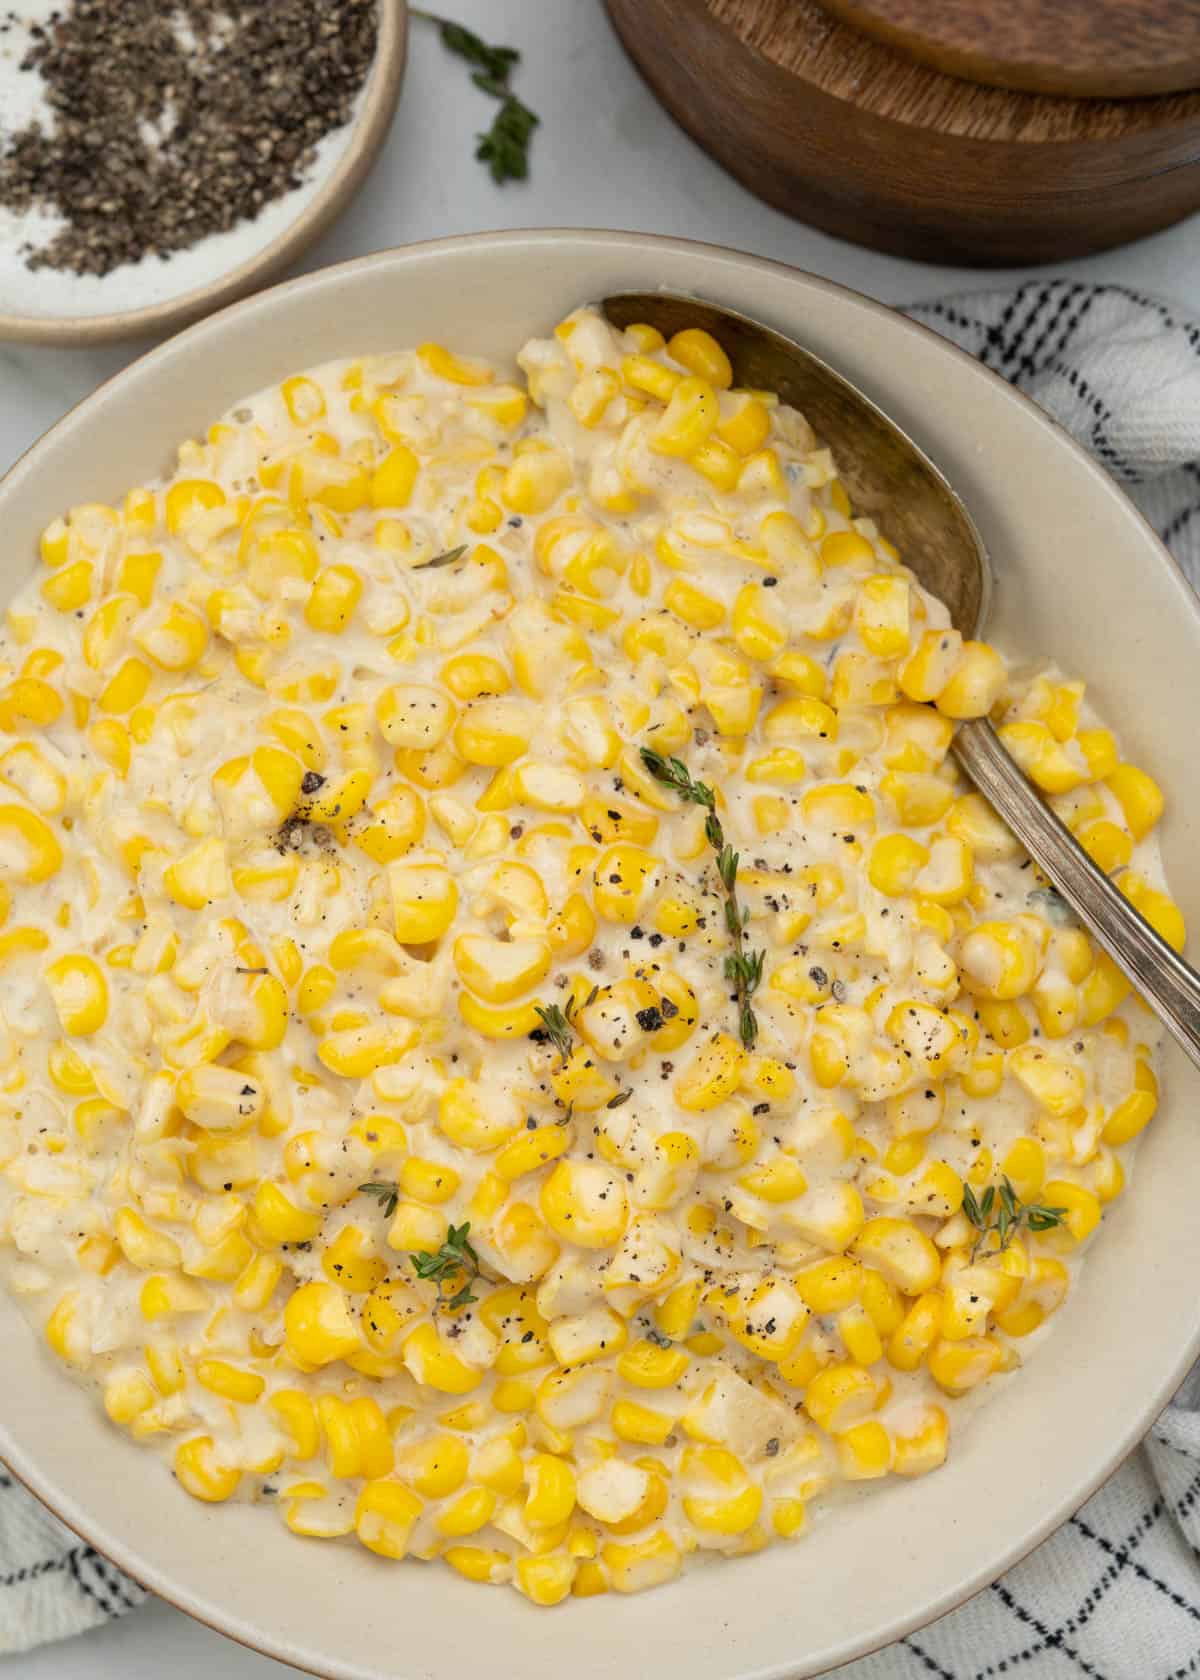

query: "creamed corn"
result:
(0, 309), (1175, 1607)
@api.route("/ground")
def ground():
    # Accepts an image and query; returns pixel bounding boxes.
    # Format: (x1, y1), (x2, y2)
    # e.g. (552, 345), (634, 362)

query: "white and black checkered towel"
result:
(2, 281), (1200, 1672)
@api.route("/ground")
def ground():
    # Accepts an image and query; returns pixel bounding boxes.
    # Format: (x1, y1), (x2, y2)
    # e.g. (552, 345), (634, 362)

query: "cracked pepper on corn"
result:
(0, 309), (1175, 1606)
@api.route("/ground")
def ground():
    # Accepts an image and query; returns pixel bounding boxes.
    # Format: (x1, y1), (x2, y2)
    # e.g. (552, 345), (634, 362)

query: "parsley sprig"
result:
(409, 1221), (482, 1312)
(640, 747), (765, 1048)
(413, 11), (539, 183)
(962, 1177), (1068, 1261)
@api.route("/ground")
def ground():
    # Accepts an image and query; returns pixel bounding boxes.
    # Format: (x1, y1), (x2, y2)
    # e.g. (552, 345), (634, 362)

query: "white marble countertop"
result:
(5, 0), (1200, 1673)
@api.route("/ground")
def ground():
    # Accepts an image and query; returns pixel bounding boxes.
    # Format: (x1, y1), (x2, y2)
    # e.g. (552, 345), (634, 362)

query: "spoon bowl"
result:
(603, 289), (1200, 1071)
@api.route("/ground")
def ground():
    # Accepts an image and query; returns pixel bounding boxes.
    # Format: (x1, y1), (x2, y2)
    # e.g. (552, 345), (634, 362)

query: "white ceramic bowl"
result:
(2, 230), (1199, 1680)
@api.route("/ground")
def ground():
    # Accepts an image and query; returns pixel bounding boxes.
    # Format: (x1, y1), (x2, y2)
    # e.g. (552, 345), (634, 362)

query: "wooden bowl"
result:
(0, 0), (406, 347)
(603, 0), (1200, 266)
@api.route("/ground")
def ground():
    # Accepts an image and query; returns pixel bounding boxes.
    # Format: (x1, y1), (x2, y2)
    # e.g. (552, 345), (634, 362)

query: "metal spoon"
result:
(603, 291), (1200, 1071)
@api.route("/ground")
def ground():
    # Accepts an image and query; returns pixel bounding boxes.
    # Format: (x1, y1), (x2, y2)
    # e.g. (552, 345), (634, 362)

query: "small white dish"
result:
(0, 0), (406, 347)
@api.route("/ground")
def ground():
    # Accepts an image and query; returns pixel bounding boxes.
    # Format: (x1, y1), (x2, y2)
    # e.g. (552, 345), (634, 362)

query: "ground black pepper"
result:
(0, 0), (377, 277)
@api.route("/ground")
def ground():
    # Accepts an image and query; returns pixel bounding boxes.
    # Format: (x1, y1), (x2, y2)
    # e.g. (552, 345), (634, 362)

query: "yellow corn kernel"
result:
(268, 1391), (320, 1461)
(663, 576), (725, 631)
(802, 783), (875, 832)
(174, 1436), (241, 1503)
(617, 1339), (690, 1389)
(718, 392), (771, 455)
(195, 1359), (265, 1405)
(176, 1064), (262, 1132)
(515, 1553), (577, 1607)
(44, 953), (108, 1036)
(503, 447), (573, 515)
(540, 1158), (628, 1249)
(675, 1032), (746, 1112)
(305, 565), (363, 634)
(936, 641), (1007, 718)
(668, 327), (733, 387)
(1120, 872), (1186, 953)
(114, 1208), (181, 1271)
(837, 1419), (893, 1480)
(458, 993), (542, 1040)
(370, 444), (420, 509)
(0, 804), (62, 883)
(893, 1406), (949, 1477)
(899, 628), (963, 703)
(851, 1218), (940, 1294)
(388, 861), (458, 943)
(1102, 1059), (1158, 1146)
(602, 1532), (681, 1594)
(134, 604), (208, 671)
(650, 377), (720, 457)
(103, 1369), (157, 1426)
(927, 1336), (1008, 1397)
(868, 833), (929, 896)
(355, 1478), (423, 1560)
(1105, 763), (1164, 839)
(283, 1280), (360, 1367)
(41, 558), (94, 612)
(611, 1399), (675, 1447)
(803, 1363), (885, 1433)
(317, 1022), (418, 1080)
(403, 1322), (484, 1394)
(853, 575), (910, 658)
(960, 919), (1044, 1000)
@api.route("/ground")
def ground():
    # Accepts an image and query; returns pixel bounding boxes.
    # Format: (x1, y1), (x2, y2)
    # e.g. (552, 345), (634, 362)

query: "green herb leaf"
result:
(476, 95), (540, 184)
(640, 744), (765, 1048)
(412, 11), (538, 183)
(962, 1175), (1069, 1259)
(358, 1180), (400, 1221)
(409, 1221), (481, 1311)
(534, 997), (579, 1062)
(436, 19), (520, 84)
(417, 544), (468, 570)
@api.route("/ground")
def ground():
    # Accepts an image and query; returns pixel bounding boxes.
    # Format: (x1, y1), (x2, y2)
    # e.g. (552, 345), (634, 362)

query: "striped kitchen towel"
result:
(1, 280), (1199, 1672)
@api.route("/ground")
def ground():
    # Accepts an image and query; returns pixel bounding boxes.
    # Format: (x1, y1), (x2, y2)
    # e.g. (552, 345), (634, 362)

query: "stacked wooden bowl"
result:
(603, 0), (1200, 264)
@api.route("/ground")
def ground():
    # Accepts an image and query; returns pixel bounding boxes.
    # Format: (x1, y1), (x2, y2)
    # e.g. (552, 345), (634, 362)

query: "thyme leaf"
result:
(961, 1176), (1068, 1261)
(408, 1221), (481, 1311)
(640, 746), (765, 1047)
(358, 1180), (400, 1221)
(416, 544), (468, 570)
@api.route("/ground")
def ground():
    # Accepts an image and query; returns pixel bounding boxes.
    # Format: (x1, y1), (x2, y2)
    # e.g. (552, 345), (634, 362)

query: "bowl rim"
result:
(0, 0), (407, 348)
(2, 225), (1200, 1678)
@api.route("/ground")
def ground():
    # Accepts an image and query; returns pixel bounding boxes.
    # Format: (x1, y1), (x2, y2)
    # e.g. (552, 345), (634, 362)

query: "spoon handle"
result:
(953, 717), (1200, 1073)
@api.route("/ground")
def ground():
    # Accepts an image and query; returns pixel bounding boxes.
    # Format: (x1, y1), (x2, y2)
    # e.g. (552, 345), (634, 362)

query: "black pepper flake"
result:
(0, 0), (379, 279)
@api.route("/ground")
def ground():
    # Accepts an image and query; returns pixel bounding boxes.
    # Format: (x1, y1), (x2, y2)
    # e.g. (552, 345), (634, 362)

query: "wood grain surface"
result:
(603, 0), (1200, 265)
(821, 0), (1200, 100)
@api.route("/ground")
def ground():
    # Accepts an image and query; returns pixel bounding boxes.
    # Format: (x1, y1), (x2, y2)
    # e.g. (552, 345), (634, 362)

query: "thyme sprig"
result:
(534, 987), (597, 1062)
(412, 11), (539, 183)
(408, 1221), (481, 1312)
(358, 1180), (400, 1220)
(639, 747), (764, 1048)
(355, 1195), (482, 1311)
(962, 1177), (1068, 1261)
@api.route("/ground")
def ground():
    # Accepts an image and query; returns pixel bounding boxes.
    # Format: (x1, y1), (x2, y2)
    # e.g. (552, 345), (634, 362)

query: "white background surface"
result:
(4, 0), (1200, 1673)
